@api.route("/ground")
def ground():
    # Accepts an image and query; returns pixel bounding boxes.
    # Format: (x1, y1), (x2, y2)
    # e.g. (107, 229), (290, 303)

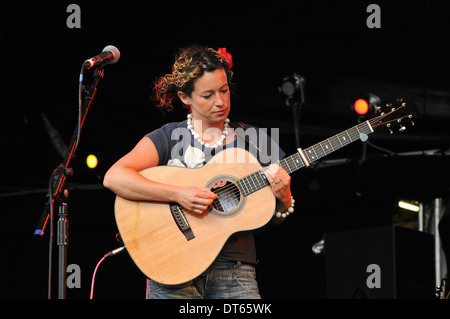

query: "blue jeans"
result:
(145, 260), (261, 299)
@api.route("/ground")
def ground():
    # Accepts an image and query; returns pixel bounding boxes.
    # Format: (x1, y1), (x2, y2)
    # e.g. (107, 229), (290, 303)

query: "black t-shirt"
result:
(145, 120), (285, 264)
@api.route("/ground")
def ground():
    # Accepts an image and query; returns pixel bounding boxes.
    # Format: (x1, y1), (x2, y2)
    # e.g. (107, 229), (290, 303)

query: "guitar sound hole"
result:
(211, 181), (241, 213)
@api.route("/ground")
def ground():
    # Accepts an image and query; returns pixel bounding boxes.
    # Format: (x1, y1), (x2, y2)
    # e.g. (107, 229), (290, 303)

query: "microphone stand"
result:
(285, 75), (305, 149)
(34, 63), (106, 299)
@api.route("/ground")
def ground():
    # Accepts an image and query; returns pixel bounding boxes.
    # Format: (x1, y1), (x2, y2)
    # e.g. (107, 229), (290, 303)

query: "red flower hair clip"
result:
(218, 47), (233, 69)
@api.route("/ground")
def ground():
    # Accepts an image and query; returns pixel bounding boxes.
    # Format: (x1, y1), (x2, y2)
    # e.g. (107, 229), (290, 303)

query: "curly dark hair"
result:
(152, 45), (233, 111)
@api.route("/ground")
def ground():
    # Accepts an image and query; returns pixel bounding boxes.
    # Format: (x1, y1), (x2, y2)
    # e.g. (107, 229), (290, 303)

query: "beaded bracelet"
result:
(275, 196), (295, 218)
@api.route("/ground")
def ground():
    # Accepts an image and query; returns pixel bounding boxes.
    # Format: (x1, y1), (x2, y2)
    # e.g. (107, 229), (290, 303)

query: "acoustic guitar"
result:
(115, 98), (419, 285)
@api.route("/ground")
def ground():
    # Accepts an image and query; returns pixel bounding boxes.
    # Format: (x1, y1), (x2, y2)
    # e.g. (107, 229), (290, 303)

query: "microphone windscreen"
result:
(103, 45), (120, 64)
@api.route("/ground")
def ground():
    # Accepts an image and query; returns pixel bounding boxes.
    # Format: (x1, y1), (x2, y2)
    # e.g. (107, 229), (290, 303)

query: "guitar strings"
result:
(206, 151), (305, 201)
(176, 146), (314, 214)
(205, 159), (297, 207)
(177, 157), (300, 215)
(175, 156), (307, 215)
(181, 157), (300, 214)
(175, 168), (270, 215)
(210, 167), (270, 197)
(202, 120), (373, 206)
(367, 105), (407, 128)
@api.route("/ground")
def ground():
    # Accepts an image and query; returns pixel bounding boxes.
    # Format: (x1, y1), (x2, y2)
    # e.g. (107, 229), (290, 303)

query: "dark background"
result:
(1, 1), (449, 299)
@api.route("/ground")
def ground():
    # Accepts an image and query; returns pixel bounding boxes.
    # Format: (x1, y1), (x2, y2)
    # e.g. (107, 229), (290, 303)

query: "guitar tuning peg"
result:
(397, 118), (406, 131)
(387, 123), (393, 134)
(408, 115), (415, 126)
(375, 106), (382, 113)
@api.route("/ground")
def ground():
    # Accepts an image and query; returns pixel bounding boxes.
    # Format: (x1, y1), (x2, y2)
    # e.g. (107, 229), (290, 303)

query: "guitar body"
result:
(114, 148), (276, 285)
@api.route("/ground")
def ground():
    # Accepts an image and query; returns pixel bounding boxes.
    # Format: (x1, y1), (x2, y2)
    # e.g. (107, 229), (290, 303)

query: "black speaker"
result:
(324, 225), (435, 299)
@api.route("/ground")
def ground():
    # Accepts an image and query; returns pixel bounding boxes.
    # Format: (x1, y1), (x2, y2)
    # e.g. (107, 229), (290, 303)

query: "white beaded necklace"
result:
(186, 113), (229, 149)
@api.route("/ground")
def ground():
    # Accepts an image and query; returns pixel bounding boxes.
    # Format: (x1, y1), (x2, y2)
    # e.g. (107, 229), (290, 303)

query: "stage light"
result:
(398, 200), (420, 212)
(353, 98), (369, 115)
(352, 93), (381, 117)
(278, 73), (305, 107)
(278, 73), (306, 148)
(86, 154), (98, 169)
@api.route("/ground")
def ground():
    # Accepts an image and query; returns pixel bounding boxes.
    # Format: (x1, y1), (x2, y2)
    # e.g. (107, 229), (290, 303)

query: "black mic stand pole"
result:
(37, 63), (106, 299)
(286, 75), (305, 149)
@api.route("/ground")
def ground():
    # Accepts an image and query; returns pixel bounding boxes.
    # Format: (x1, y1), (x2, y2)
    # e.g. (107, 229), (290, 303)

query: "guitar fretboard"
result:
(237, 120), (373, 197)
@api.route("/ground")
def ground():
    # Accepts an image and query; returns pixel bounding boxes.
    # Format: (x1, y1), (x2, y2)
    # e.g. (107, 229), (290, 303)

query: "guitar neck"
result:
(237, 120), (373, 196)
(283, 120), (373, 172)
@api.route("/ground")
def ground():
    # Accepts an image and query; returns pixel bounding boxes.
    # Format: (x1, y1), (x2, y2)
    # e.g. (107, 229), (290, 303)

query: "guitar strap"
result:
(229, 121), (271, 166)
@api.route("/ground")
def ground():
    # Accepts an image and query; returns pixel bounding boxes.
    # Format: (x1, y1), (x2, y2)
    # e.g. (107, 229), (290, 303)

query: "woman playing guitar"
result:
(103, 45), (293, 299)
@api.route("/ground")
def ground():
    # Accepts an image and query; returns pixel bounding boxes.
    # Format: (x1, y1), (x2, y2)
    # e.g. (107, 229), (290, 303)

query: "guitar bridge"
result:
(169, 203), (195, 241)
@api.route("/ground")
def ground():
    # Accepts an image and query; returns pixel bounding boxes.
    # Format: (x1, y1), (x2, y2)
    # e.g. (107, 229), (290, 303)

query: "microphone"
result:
(83, 45), (120, 69)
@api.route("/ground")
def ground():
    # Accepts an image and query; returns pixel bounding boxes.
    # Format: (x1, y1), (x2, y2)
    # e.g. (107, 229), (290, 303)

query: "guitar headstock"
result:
(369, 98), (420, 134)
